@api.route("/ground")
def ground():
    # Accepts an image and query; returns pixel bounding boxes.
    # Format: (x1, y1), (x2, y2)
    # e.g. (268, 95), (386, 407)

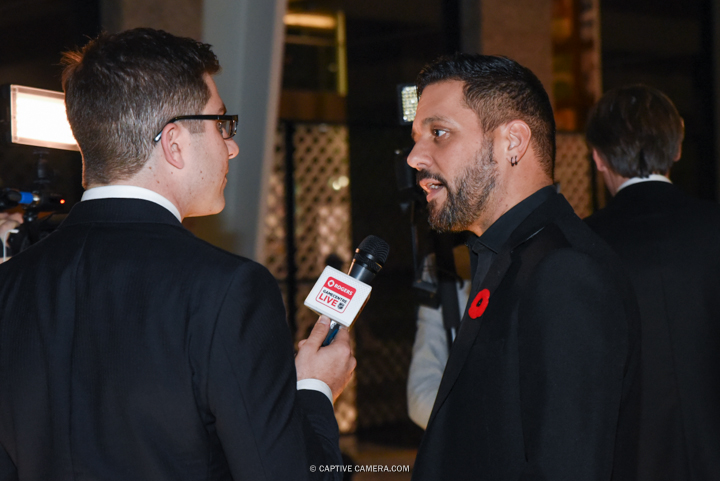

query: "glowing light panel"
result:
(284, 13), (337, 30)
(10, 85), (78, 151)
(400, 85), (418, 123)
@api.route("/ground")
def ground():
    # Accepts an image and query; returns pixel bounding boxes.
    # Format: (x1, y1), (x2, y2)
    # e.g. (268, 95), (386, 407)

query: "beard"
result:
(417, 138), (498, 232)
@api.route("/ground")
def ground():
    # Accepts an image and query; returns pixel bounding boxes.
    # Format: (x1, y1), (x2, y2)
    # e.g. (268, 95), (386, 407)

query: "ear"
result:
(673, 143), (682, 162)
(503, 120), (531, 166)
(159, 122), (185, 170)
(674, 118), (684, 162)
(592, 149), (609, 172)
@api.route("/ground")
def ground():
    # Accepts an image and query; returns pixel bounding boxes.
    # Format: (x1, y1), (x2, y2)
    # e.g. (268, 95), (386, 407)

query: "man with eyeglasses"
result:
(0, 28), (354, 480)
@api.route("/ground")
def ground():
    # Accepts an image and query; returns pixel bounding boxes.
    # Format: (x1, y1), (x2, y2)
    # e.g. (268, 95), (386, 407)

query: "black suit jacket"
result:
(585, 181), (720, 481)
(0, 199), (341, 481)
(412, 193), (640, 481)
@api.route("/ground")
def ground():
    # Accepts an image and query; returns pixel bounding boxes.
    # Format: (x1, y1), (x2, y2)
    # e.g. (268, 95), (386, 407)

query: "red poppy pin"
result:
(468, 288), (490, 319)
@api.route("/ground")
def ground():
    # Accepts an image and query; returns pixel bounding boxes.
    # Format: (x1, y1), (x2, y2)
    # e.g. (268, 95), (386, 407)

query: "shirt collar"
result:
(469, 185), (556, 254)
(81, 185), (182, 222)
(617, 174), (672, 193)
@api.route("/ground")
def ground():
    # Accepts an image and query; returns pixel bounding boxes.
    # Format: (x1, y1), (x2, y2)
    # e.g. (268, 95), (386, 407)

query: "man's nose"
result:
(407, 141), (430, 171)
(227, 138), (239, 159)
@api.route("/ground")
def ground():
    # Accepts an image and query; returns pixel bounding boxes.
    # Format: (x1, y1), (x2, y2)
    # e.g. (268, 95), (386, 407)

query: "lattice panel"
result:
(262, 122), (356, 433)
(355, 339), (414, 428)
(555, 132), (593, 218)
(293, 124), (352, 280)
(263, 124), (289, 279)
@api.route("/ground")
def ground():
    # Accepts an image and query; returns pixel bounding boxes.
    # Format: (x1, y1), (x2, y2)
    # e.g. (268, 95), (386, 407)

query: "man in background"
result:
(0, 28), (354, 480)
(585, 84), (720, 481)
(407, 53), (640, 480)
(406, 253), (469, 430)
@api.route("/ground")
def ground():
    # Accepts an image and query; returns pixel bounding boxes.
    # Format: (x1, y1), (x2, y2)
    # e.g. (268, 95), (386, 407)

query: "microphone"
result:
(303, 235), (390, 346)
(0, 189), (34, 210)
(348, 235), (390, 284)
(0, 188), (66, 212)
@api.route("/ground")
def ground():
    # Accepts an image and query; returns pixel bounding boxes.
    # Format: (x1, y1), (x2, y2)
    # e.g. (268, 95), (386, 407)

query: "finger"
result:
(302, 316), (332, 351)
(297, 339), (307, 349)
(9, 213), (23, 223)
(328, 328), (353, 368)
(0, 222), (19, 239)
(332, 325), (351, 346)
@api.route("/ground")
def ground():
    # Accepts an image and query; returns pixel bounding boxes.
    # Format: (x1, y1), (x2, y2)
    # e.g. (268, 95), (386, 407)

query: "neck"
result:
(87, 164), (185, 219)
(469, 175), (552, 237)
(601, 170), (629, 197)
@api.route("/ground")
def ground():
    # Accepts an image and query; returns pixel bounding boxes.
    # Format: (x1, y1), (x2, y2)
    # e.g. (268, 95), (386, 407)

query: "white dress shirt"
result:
(617, 174), (672, 193)
(82, 185), (182, 221)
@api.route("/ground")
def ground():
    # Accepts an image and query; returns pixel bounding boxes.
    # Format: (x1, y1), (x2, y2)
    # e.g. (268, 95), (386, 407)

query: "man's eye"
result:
(217, 121), (225, 134)
(433, 129), (447, 137)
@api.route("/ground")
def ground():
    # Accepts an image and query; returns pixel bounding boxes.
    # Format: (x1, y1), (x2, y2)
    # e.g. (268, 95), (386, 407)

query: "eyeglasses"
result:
(153, 115), (238, 142)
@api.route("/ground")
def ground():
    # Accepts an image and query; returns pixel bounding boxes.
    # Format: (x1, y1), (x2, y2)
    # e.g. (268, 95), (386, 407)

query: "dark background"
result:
(0, 0), (100, 205)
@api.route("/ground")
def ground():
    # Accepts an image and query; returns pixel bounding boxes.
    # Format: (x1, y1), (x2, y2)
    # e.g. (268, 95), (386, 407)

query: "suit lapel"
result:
(426, 193), (573, 427)
(426, 246), (514, 426)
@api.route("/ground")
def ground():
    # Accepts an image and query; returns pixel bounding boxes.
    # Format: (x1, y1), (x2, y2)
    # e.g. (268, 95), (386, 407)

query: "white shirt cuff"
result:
(297, 378), (333, 404)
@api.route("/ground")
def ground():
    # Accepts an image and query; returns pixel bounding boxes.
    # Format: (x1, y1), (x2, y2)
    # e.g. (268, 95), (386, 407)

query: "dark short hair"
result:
(62, 28), (220, 186)
(416, 54), (556, 177)
(586, 85), (684, 178)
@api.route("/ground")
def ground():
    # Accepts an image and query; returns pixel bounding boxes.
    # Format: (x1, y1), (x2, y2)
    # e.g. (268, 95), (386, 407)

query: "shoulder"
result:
(530, 248), (615, 287)
(586, 185), (720, 249)
(196, 244), (279, 301)
(518, 246), (636, 350)
(116, 223), (279, 294)
(161, 225), (270, 275)
(515, 211), (615, 269)
(687, 195), (720, 223)
(583, 206), (613, 232)
(587, 183), (720, 224)
(515, 213), (632, 300)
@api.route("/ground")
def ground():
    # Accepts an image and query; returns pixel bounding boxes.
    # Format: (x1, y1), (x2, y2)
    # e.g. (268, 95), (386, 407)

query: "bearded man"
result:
(407, 54), (641, 481)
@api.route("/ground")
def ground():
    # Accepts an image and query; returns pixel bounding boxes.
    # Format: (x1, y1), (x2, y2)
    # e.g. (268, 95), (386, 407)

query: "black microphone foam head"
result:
(357, 235), (390, 266)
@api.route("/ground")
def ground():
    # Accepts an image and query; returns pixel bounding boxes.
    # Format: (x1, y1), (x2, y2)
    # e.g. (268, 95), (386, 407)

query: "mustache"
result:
(416, 169), (448, 189)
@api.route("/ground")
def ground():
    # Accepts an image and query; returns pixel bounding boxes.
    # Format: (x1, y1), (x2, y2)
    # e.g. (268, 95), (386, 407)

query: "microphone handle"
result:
(348, 262), (377, 284)
(322, 321), (341, 347)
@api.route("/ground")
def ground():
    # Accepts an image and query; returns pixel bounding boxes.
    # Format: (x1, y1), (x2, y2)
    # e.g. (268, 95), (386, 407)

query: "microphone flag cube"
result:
(304, 266), (372, 327)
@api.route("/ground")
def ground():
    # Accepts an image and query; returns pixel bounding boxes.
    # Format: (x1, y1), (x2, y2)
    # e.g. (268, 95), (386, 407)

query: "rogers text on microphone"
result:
(316, 277), (356, 313)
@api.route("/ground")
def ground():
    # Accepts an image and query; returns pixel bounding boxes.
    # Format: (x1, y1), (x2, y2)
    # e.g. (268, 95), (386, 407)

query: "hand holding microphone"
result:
(296, 315), (356, 402)
(295, 235), (389, 402)
(0, 212), (23, 263)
